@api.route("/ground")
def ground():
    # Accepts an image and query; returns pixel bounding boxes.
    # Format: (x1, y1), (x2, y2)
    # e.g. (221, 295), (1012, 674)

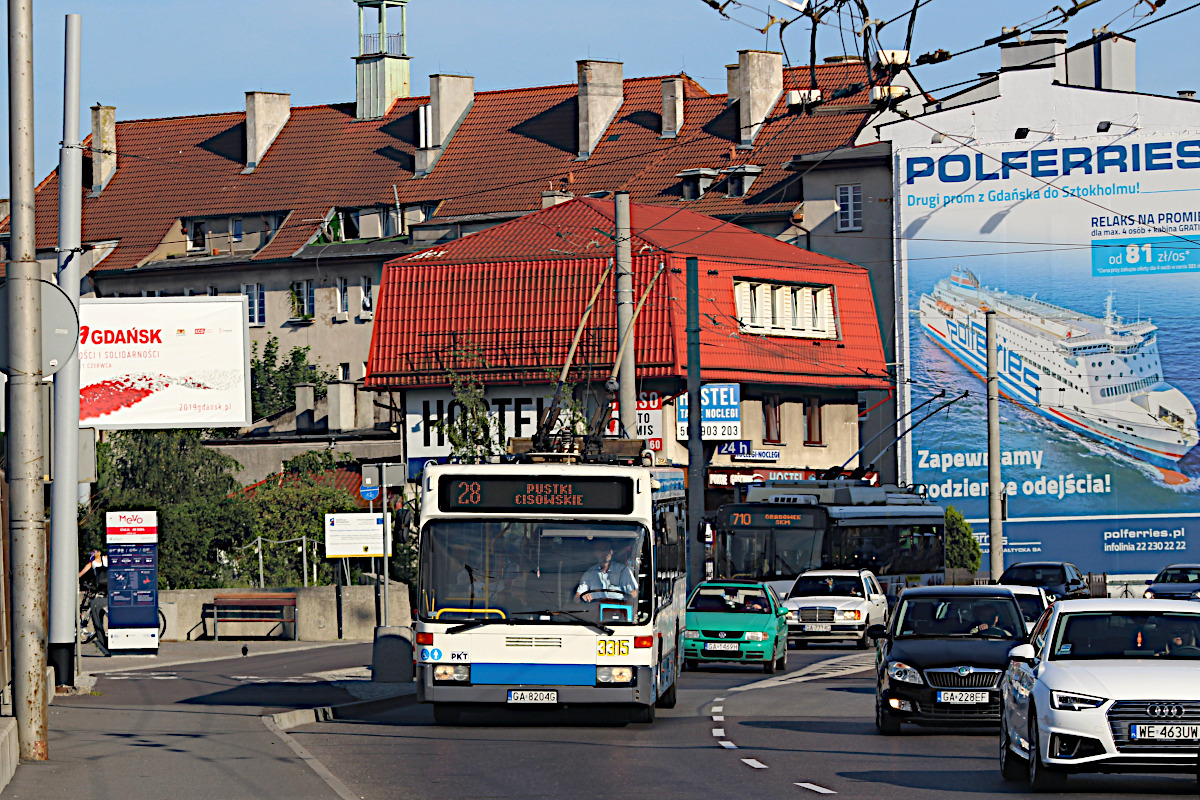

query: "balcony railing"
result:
(361, 32), (405, 56)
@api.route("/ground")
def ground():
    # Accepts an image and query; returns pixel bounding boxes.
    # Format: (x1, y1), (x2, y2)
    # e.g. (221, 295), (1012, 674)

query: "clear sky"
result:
(4, 0), (1196, 196)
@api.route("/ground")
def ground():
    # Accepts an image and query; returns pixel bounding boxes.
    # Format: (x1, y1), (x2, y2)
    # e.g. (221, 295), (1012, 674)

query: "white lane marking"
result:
(712, 715), (725, 722)
(106, 672), (178, 681)
(719, 741), (737, 749)
(741, 758), (768, 769)
(712, 728), (726, 737)
(732, 652), (875, 693)
(262, 715), (358, 800)
(711, 705), (724, 712)
(795, 783), (837, 794)
(714, 696), (726, 701)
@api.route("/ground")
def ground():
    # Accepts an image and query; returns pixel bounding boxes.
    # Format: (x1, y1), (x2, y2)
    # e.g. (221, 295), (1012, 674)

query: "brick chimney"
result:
(89, 104), (117, 195)
(661, 77), (684, 138)
(244, 91), (290, 174)
(415, 74), (475, 177)
(736, 50), (783, 149)
(576, 60), (623, 160)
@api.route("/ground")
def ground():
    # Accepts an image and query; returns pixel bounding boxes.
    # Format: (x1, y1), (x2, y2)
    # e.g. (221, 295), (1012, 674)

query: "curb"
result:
(269, 688), (419, 730)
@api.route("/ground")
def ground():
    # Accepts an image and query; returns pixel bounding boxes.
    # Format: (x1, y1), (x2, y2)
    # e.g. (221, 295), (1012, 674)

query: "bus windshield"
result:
(419, 520), (649, 626)
(718, 528), (823, 580)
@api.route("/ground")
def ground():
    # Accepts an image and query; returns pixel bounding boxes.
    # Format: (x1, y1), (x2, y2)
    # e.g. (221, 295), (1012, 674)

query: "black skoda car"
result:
(871, 586), (1026, 735)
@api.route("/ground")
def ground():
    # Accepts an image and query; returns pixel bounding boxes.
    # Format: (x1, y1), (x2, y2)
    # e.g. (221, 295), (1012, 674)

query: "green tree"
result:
(250, 335), (334, 421)
(944, 505), (982, 572)
(435, 344), (499, 461)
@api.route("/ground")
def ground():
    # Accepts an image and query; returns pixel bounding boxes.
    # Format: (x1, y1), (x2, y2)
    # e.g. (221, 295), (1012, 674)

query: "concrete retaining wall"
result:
(160, 584), (409, 642)
(0, 717), (16, 794)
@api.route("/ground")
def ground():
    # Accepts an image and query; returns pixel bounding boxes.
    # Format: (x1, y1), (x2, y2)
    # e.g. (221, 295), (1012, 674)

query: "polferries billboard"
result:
(896, 133), (1200, 573)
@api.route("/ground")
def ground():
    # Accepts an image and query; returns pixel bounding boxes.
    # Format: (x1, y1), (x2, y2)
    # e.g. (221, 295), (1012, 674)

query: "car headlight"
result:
(1144, 589), (1156, 599)
(786, 610), (797, 621)
(1050, 690), (1105, 711)
(840, 609), (862, 621)
(597, 666), (635, 684)
(433, 664), (470, 682)
(887, 661), (923, 685)
(1191, 590), (1200, 600)
(683, 630), (700, 639)
(744, 631), (769, 641)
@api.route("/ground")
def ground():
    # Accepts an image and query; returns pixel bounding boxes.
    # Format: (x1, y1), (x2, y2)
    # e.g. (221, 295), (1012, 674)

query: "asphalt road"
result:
(1, 642), (374, 800)
(290, 645), (1200, 800)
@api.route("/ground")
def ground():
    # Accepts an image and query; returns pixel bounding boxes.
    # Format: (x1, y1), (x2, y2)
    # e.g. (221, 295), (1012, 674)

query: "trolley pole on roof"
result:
(686, 256), (705, 590)
(614, 192), (637, 438)
(986, 310), (1004, 579)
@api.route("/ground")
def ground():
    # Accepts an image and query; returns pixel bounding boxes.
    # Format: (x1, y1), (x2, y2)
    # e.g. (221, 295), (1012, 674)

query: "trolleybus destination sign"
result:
(439, 476), (634, 514)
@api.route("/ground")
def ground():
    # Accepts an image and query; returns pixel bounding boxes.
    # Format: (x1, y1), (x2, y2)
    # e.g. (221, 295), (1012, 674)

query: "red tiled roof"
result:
(5, 63), (879, 277)
(367, 198), (888, 390)
(242, 463), (402, 510)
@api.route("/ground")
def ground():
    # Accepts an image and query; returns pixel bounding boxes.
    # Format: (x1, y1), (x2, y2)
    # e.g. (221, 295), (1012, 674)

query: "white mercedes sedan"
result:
(1000, 598), (1200, 792)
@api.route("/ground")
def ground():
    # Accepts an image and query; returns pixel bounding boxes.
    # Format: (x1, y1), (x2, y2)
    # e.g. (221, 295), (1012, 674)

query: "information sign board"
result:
(105, 510), (159, 651)
(325, 513), (390, 557)
(676, 384), (741, 440)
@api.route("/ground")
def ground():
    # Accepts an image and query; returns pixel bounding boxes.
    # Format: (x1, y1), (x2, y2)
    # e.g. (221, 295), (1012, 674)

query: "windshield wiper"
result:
(445, 618), (511, 635)
(526, 609), (614, 636)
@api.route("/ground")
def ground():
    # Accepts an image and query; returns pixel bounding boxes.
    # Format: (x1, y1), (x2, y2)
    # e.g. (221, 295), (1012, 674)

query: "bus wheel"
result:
(631, 703), (656, 723)
(655, 680), (677, 709)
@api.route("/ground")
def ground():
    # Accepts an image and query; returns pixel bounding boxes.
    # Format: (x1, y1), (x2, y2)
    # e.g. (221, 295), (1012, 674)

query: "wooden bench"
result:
(208, 593), (298, 641)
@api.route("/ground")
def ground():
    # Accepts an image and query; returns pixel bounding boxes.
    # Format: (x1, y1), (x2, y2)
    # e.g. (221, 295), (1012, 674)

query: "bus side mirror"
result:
(663, 512), (680, 546)
(697, 521), (712, 544)
(396, 509), (413, 544)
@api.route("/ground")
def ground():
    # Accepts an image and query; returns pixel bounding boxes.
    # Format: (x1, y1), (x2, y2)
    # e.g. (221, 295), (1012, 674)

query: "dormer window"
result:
(676, 168), (720, 201)
(735, 279), (837, 339)
(188, 221), (206, 251)
(721, 164), (763, 198)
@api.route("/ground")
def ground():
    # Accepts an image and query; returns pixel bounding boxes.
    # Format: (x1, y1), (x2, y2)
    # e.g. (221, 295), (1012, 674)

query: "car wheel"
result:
(875, 695), (901, 735)
(999, 714), (1028, 782)
(856, 632), (870, 649)
(762, 650), (777, 674)
(775, 647), (787, 672)
(1028, 706), (1066, 792)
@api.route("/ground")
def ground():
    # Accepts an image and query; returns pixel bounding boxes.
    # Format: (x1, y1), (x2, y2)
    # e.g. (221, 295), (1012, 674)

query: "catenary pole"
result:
(987, 310), (1004, 580)
(49, 13), (83, 688)
(614, 192), (636, 439)
(8, 0), (49, 760)
(381, 464), (389, 627)
(685, 256), (704, 591)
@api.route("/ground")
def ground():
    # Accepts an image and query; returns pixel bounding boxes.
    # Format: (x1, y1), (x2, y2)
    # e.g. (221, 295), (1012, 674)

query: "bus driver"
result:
(575, 539), (638, 603)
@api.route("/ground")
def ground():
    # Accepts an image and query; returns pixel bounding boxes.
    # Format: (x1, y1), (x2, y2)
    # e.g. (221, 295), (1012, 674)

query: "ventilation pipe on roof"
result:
(414, 73), (474, 177)
(661, 77), (684, 138)
(1000, 30), (1067, 83)
(295, 382), (315, 433)
(1065, 31), (1135, 92)
(243, 92), (291, 174)
(577, 59), (623, 160)
(89, 104), (117, 196)
(736, 50), (783, 149)
(726, 64), (740, 107)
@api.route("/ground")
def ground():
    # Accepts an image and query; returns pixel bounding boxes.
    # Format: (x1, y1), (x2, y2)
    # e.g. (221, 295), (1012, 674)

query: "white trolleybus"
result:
(415, 461), (687, 724)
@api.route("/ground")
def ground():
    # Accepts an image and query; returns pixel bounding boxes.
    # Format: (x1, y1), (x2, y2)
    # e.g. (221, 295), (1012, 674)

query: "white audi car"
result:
(1000, 598), (1200, 791)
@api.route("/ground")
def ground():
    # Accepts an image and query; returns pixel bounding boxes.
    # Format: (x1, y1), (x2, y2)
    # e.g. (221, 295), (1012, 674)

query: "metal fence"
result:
(361, 32), (404, 56)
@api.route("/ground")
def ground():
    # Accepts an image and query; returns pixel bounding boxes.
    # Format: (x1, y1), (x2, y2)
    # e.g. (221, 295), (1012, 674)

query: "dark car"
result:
(996, 561), (1089, 602)
(1143, 563), (1200, 600)
(870, 586), (1026, 735)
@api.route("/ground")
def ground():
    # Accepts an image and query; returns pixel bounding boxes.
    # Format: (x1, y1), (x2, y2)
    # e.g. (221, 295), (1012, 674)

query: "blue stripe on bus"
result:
(470, 663), (595, 686)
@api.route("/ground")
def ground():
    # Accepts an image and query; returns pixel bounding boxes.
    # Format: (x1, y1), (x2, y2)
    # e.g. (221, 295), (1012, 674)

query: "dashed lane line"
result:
(711, 705), (724, 712)
(741, 759), (768, 769)
(712, 728), (726, 737)
(719, 741), (737, 749)
(796, 783), (837, 794)
(712, 715), (725, 722)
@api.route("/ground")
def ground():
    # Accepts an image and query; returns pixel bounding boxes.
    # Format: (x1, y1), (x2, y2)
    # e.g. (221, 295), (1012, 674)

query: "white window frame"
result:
(231, 217), (243, 243)
(337, 277), (349, 314)
(836, 184), (863, 232)
(290, 279), (315, 318)
(338, 363), (350, 381)
(243, 283), (265, 326)
(736, 279), (836, 339)
(360, 275), (374, 314)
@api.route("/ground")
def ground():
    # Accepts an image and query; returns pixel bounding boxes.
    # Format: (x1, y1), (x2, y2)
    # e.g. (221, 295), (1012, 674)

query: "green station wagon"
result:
(683, 580), (788, 673)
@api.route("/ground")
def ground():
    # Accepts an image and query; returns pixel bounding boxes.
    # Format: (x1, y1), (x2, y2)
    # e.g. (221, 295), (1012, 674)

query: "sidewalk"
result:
(2, 639), (415, 800)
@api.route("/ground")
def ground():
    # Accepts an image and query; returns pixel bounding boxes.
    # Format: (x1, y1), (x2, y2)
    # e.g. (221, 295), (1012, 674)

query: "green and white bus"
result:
(415, 461), (687, 724)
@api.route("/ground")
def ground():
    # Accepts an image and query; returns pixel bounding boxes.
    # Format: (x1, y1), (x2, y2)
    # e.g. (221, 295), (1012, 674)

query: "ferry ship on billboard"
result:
(918, 268), (1198, 469)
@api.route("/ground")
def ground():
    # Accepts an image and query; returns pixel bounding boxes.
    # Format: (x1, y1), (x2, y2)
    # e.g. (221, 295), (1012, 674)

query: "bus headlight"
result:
(433, 664), (470, 683)
(743, 631), (769, 641)
(597, 666), (635, 684)
(683, 630), (700, 639)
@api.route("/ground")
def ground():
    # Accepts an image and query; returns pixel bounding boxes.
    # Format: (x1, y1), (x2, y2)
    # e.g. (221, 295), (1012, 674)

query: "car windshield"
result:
(1014, 594), (1046, 623)
(893, 596), (1024, 640)
(789, 575), (863, 598)
(1000, 565), (1065, 585)
(1051, 612), (1200, 660)
(688, 587), (772, 613)
(1155, 568), (1200, 584)
(418, 520), (648, 625)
